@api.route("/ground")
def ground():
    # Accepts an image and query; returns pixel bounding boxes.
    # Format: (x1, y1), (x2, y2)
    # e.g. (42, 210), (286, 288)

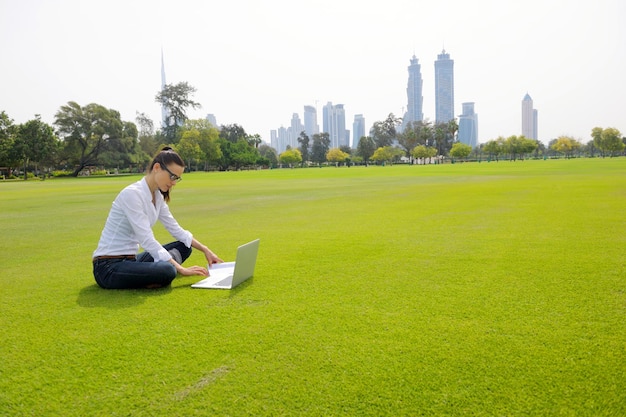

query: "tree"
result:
(279, 148), (302, 168)
(13, 115), (58, 179)
(592, 127), (624, 157)
(220, 124), (247, 143)
(411, 145), (437, 164)
(297, 131), (310, 166)
(483, 137), (505, 161)
(370, 113), (401, 148)
(229, 139), (259, 170)
(397, 121), (422, 158)
(177, 130), (204, 170)
(550, 136), (582, 159)
(54, 102), (125, 176)
(181, 119), (222, 170)
(326, 147), (349, 166)
(136, 112), (159, 162)
(370, 146), (402, 165)
(247, 133), (263, 149)
(258, 144), (278, 167)
(502, 135), (537, 161)
(310, 132), (330, 165)
(356, 136), (376, 165)
(0, 111), (17, 172)
(449, 142), (472, 161)
(155, 82), (201, 143)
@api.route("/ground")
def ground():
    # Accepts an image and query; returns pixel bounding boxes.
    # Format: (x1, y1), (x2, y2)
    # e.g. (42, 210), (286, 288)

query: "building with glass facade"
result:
(522, 93), (538, 140)
(352, 114), (365, 149)
(458, 102), (478, 148)
(402, 55), (423, 131)
(434, 49), (454, 124)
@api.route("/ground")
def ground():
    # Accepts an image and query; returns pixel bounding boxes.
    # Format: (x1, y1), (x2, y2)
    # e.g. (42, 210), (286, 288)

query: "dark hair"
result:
(149, 147), (185, 202)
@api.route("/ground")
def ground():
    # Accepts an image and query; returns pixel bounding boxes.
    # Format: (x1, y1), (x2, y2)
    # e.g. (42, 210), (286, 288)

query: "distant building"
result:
(290, 113), (304, 148)
(303, 105), (319, 138)
(434, 49), (455, 124)
(160, 48), (170, 129)
(402, 55), (424, 131)
(322, 102), (348, 149)
(458, 102), (478, 148)
(352, 114), (365, 149)
(522, 93), (538, 140)
(205, 114), (217, 127)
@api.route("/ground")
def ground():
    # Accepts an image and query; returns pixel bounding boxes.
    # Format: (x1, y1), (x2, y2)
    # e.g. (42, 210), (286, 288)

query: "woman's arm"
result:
(191, 238), (224, 266)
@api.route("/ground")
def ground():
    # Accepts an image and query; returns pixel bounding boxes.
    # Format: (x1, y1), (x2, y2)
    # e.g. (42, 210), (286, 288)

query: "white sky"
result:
(1, 0), (625, 145)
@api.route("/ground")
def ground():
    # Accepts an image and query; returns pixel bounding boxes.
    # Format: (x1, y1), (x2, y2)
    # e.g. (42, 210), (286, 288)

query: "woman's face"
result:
(155, 162), (183, 193)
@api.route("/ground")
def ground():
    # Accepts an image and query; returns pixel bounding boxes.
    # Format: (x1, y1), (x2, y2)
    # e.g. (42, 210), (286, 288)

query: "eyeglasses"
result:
(161, 164), (182, 183)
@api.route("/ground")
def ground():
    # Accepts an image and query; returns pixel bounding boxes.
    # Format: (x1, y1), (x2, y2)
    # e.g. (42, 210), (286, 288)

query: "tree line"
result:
(1, 82), (624, 179)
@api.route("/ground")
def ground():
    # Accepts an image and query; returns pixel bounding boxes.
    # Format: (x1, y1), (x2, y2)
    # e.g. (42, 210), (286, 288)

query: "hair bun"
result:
(161, 146), (173, 152)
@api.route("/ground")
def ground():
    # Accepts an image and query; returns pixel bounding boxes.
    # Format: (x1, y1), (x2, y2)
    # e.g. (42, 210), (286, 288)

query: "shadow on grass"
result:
(77, 276), (255, 309)
(76, 284), (173, 309)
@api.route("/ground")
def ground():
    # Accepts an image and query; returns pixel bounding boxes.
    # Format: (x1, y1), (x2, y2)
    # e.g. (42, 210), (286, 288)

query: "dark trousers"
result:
(93, 241), (192, 289)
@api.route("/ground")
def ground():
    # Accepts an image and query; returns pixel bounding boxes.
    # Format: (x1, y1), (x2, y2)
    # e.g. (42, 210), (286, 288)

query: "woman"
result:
(92, 147), (223, 289)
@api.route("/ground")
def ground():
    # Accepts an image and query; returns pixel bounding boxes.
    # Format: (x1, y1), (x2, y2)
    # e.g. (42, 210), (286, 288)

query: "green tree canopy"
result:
(592, 127), (624, 157)
(411, 145), (437, 162)
(449, 142), (472, 160)
(0, 111), (17, 168)
(310, 132), (330, 164)
(297, 131), (310, 166)
(155, 82), (201, 143)
(14, 115), (59, 179)
(326, 147), (349, 166)
(371, 113), (401, 148)
(54, 101), (126, 176)
(356, 135), (376, 164)
(551, 136), (582, 159)
(279, 148), (302, 167)
(370, 146), (403, 164)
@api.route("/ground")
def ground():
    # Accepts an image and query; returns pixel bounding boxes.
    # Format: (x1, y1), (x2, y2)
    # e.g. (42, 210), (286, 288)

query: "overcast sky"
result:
(1, 0), (624, 145)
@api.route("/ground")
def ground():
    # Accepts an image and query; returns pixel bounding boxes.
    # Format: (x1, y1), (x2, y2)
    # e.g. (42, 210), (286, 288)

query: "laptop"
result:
(191, 239), (260, 289)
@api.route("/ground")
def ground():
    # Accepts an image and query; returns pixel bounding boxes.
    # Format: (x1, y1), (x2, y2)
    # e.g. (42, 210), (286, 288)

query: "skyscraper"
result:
(290, 113), (304, 148)
(160, 48), (170, 129)
(323, 102), (348, 148)
(205, 114), (217, 127)
(303, 105), (319, 138)
(522, 93), (538, 140)
(458, 102), (478, 148)
(402, 55), (423, 131)
(434, 49), (454, 124)
(352, 114), (365, 148)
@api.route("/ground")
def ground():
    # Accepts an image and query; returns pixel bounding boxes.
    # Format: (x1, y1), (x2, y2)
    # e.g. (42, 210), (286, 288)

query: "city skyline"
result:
(1, 0), (624, 147)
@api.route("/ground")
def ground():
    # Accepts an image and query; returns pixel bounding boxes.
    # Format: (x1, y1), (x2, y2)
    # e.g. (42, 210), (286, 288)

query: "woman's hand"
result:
(206, 250), (224, 267)
(178, 265), (209, 276)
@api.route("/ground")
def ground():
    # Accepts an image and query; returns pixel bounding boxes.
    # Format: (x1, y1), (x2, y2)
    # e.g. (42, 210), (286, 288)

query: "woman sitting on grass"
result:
(92, 147), (223, 289)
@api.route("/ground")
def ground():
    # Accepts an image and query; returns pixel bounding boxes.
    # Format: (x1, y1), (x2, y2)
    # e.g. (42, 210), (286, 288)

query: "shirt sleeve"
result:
(119, 187), (173, 262)
(157, 199), (193, 249)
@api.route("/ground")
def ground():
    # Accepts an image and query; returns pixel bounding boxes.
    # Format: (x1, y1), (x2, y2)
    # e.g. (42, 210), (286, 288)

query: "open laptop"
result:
(191, 239), (260, 289)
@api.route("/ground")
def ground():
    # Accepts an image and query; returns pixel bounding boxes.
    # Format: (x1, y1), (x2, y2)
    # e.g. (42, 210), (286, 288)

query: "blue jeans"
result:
(93, 241), (192, 289)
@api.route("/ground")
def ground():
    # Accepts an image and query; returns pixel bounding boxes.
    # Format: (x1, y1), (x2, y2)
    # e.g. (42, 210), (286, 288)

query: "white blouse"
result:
(93, 177), (193, 261)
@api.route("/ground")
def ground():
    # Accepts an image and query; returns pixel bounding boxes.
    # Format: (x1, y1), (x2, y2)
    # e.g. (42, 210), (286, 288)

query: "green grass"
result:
(1, 159), (625, 416)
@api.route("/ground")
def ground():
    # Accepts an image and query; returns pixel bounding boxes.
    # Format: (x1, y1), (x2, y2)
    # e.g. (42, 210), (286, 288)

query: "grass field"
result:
(1, 158), (624, 416)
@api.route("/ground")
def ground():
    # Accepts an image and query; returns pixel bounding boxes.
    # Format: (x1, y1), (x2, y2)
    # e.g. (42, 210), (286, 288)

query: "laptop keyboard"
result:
(213, 276), (232, 287)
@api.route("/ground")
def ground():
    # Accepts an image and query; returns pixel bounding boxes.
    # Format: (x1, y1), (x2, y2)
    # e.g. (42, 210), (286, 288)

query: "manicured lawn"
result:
(1, 158), (624, 416)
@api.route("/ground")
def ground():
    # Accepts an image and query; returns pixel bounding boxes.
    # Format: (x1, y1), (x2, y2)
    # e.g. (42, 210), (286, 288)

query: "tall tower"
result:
(521, 93), (538, 140)
(435, 49), (455, 124)
(352, 114), (365, 149)
(160, 48), (170, 129)
(303, 105), (319, 138)
(290, 113), (304, 149)
(402, 55), (423, 131)
(458, 102), (478, 148)
(322, 102), (348, 149)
